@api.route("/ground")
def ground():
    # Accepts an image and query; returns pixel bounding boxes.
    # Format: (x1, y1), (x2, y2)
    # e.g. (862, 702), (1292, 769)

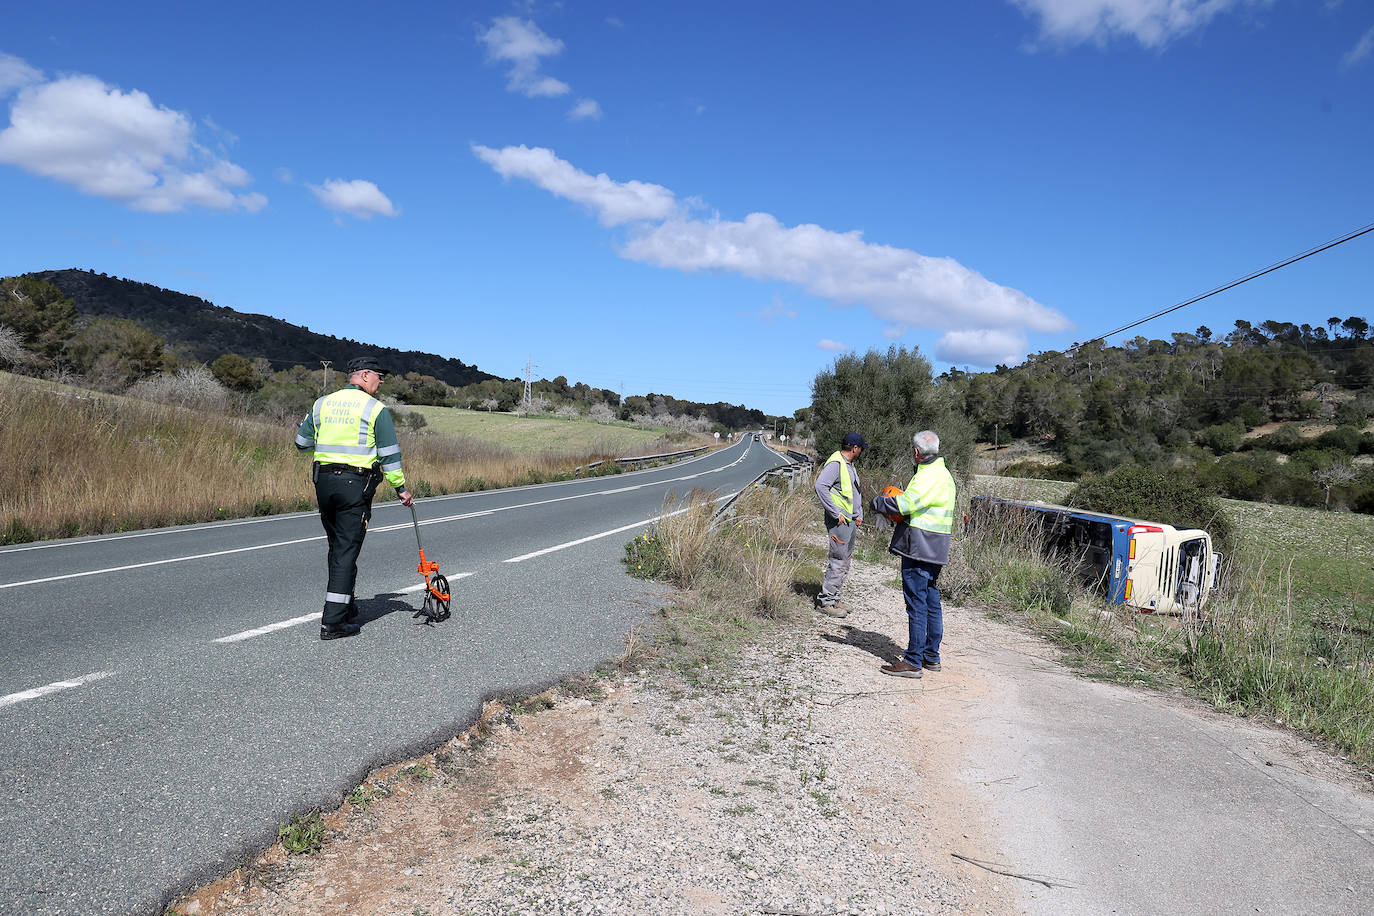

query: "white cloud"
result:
(0, 52), (41, 96)
(621, 213), (1069, 335)
(308, 178), (398, 219)
(1342, 25), (1374, 69)
(817, 339), (849, 352)
(471, 144), (676, 226)
(568, 98), (603, 121)
(1008, 0), (1266, 48)
(934, 329), (1028, 367)
(479, 17), (571, 98)
(0, 59), (264, 213)
(475, 145), (1068, 356)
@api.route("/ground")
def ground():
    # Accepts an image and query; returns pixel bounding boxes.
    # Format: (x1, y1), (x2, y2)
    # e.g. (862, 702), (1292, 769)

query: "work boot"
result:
(880, 660), (922, 678)
(320, 622), (361, 641)
(818, 604), (849, 618)
(345, 601), (359, 624)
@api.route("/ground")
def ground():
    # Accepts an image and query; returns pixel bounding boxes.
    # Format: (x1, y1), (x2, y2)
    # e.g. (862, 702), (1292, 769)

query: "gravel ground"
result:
(172, 557), (1017, 916)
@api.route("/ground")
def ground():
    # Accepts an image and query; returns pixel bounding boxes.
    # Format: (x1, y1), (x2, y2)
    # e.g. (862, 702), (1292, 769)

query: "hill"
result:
(28, 268), (498, 388)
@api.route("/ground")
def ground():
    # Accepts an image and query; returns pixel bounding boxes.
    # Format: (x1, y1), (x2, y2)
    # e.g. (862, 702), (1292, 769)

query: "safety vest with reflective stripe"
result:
(312, 388), (386, 468)
(824, 450), (857, 516)
(894, 457), (956, 534)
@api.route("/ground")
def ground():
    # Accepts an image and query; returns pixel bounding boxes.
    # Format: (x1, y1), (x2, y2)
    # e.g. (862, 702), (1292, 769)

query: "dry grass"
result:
(0, 378), (639, 543)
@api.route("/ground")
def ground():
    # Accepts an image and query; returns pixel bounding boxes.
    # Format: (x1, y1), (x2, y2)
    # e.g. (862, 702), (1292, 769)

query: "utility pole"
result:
(320, 360), (332, 394)
(994, 423), (999, 476)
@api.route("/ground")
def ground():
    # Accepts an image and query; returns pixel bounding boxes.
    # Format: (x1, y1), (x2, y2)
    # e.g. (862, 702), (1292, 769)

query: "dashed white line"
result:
(398, 572), (473, 593)
(216, 573), (475, 642)
(504, 495), (733, 563)
(0, 443), (771, 591)
(0, 671), (114, 709)
(213, 613), (320, 643)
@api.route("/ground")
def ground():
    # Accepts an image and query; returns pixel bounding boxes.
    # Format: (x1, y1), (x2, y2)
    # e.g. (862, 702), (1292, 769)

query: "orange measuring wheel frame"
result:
(409, 504), (451, 623)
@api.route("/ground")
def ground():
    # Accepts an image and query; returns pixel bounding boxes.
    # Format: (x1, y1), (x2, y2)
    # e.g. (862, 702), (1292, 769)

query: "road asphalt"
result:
(0, 435), (786, 915)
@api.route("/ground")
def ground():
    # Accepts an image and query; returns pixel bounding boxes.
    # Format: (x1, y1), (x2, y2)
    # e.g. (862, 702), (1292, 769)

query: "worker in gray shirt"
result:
(814, 432), (865, 617)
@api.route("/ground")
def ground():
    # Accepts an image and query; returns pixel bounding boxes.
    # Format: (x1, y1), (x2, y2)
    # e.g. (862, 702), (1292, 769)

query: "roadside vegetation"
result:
(954, 473), (1374, 769)
(0, 372), (707, 544)
(622, 483), (822, 673)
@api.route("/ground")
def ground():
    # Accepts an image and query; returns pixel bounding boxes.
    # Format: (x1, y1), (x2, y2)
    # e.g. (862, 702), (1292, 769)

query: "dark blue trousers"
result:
(900, 557), (943, 668)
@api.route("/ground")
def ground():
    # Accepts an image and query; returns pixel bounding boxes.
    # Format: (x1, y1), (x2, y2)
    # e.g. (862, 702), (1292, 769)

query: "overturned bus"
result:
(969, 496), (1224, 615)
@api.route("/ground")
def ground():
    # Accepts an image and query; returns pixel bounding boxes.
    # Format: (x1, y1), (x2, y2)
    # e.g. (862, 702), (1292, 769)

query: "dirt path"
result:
(172, 557), (1374, 915)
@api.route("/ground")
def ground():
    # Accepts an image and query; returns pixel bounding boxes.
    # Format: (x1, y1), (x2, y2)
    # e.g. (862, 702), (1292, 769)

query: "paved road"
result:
(940, 610), (1374, 915)
(0, 436), (786, 915)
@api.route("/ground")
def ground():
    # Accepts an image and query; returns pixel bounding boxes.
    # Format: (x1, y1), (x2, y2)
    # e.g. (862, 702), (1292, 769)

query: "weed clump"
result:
(278, 811), (325, 855)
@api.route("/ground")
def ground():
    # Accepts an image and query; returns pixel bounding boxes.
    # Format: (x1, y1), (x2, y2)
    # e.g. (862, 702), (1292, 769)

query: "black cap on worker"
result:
(348, 355), (385, 375)
(842, 432), (867, 449)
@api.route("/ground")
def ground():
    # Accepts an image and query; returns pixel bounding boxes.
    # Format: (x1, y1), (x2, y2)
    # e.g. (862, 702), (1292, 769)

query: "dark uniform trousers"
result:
(315, 464), (381, 626)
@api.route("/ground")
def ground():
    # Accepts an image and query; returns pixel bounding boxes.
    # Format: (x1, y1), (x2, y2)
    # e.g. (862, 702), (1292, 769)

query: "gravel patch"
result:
(172, 558), (1016, 915)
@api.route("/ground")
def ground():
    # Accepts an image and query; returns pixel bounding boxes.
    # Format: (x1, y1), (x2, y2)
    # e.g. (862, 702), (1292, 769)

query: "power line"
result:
(1070, 220), (1374, 352)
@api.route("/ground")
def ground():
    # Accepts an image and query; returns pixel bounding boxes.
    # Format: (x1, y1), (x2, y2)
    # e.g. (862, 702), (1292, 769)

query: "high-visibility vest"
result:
(311, 388), (389, 470)
(824, 451), (856, 516)
(894, 457), (956, 533)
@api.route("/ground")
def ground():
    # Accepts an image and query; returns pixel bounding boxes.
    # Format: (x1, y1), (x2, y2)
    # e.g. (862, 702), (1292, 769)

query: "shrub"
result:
(1196, 423), (1243, 454)
(1315, 426), (1361, 455)
(1068, 465), (1234, 551)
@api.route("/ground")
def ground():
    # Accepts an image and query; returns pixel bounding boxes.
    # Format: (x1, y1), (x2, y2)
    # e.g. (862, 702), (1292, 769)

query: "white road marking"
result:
(216, 572), (475, 642)
(504, 495), (733, 564)
(0, 671), (114, 709)
(214, 613), (320, 644)
(398, 572), (472, 593)
(0, 439), (753, 556)
(0, 442), (777, 591)
(0, 535), (323, 591)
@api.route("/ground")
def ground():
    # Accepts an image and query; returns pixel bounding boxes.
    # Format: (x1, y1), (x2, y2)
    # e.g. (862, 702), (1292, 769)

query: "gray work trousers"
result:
(818, 517), (856, 606)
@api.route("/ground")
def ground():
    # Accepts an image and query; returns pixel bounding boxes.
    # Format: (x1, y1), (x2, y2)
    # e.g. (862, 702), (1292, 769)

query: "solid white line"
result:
(503, 494), (733, 564)
(0, 535), (324, 592)
(0, 442), (767, 591)
(0, 438), (752, 555)
(214, 613), (319, 644)
(0, 671), (114, 709)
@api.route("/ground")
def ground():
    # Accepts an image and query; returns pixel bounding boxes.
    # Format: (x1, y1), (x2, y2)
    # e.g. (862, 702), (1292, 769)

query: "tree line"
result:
(0, 274), (773, 433)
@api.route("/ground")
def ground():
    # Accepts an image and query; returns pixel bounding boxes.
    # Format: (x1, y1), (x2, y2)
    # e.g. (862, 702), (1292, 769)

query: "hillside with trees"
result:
(0, 271), (776, 434)
(28, 268), (497, 388)
(936, 319), (1374, 511)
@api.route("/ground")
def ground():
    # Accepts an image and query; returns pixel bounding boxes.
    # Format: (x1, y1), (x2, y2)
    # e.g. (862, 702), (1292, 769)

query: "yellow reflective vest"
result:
(296, 386), (406, 491)
(823, 450), (857, 517)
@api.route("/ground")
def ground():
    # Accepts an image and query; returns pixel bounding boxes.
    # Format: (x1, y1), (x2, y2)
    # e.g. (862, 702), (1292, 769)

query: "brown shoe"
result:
(880, 660), (922, 678)
(817, 604), (849, 618)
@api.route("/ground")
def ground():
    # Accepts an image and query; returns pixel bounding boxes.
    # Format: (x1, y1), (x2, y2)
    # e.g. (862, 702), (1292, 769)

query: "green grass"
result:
(965, 474), (1374, 768)
(407, 405), (673, 456)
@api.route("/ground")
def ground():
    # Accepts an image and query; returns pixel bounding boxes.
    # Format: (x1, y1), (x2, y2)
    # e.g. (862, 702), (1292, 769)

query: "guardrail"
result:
(575, 445), (712, 474)
(710, 448), (813, 526)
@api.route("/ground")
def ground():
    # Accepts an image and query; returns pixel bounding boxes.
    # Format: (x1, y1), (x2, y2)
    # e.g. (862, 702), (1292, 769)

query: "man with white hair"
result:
(868, 429), (957, 678)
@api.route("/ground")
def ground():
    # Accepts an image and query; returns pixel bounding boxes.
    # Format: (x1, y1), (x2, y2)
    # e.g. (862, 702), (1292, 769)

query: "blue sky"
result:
(1, 1), (1370, 415)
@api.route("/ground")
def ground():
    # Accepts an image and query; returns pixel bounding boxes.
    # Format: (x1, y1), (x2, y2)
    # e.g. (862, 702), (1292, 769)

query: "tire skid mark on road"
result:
(0, 670), (114, 709)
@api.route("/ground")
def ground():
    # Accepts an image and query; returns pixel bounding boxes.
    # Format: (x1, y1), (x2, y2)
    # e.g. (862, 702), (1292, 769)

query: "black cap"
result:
(347, 355), (385, 375)
(842, 432), (867, 449)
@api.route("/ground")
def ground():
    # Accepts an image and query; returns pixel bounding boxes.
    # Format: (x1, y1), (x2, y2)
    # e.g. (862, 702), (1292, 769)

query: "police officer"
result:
(295, 356), (414, 640)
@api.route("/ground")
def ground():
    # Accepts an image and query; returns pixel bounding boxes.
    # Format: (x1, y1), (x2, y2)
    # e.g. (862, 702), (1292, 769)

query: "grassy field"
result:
(406, 406), (675, 456)
(962, 474), (1374, 768)
(0, 372), (709, 543)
